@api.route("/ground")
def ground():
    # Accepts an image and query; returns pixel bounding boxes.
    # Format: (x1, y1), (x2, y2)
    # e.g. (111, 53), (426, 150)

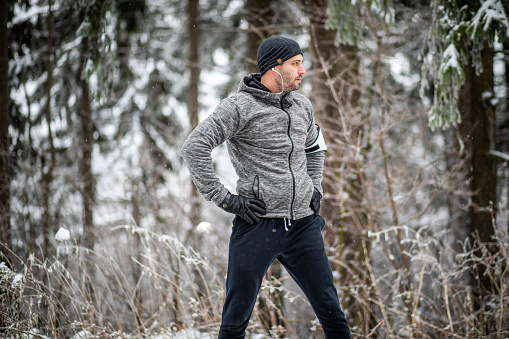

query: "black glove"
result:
(219, 192), (267, 225)
(310, 188), (322, 217)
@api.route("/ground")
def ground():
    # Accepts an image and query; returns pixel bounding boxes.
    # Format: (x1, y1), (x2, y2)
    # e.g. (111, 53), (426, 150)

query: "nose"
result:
(299, 65), (306, 75)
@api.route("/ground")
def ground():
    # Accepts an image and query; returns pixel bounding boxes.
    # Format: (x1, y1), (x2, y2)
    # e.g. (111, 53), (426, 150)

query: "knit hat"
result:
(257, 36), (303, 76)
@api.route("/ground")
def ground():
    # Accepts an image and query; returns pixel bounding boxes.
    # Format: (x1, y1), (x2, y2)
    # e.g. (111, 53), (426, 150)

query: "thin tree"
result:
(184, 0), (210, 325)
(78, 36), (96, 279)
(0, 0), (11, 265)
(186, 0), (202, 232)
(41, 0), (56, 261)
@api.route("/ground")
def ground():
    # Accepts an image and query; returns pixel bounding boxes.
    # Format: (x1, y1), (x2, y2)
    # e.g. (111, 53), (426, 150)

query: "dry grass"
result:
(1, 219), (508, 338)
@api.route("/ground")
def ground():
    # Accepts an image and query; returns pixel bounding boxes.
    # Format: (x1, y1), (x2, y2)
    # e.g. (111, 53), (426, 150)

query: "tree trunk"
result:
(503, 40), (509, 234)
(77, 39), (97, 325)
(459, 46), (496, 244)
(23, 84), (38, 256)
(307, 0), (373, 332)
(185, 0), (208, 324)
(79, 38), (96, 257)
(187, 0), (202, 230)
(458, 45), (497, 291)
(0, 0), (11, 264)
(41, 0), (56, 261)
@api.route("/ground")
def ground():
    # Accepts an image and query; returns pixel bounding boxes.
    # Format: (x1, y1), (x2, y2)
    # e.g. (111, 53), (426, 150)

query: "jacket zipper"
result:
(281, 94), (296, 220)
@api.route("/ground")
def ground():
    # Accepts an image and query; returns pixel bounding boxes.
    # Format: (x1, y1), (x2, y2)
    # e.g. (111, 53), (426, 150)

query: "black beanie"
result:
(257, 36), (302, 76)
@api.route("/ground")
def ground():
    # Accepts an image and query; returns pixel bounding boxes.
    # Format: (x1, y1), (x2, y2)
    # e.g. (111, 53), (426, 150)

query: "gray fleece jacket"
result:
(181, 73), (325, 220)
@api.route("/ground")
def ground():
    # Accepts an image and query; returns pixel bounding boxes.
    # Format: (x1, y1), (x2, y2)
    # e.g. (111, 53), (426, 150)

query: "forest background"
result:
(1, 0), (509, 338)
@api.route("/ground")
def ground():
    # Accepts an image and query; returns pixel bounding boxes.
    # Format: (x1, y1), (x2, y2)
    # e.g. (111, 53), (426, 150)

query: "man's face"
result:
(277, 54), (306, 92)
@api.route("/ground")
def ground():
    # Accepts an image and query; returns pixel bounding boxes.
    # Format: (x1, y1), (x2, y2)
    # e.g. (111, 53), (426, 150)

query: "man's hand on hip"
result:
(219, 192), (267, 225)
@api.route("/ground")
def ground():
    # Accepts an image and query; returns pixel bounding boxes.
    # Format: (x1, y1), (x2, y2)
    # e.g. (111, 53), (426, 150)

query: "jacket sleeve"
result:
(181, 99), (241, 205)
(305, 114), (325, 197)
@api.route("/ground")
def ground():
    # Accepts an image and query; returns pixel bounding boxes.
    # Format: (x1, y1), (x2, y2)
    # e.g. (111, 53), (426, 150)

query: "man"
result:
(181, 36), (351, 338)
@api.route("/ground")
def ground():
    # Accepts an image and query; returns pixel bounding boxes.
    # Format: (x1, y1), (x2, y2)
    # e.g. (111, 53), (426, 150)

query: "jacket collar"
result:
(239, 73), (295, 107)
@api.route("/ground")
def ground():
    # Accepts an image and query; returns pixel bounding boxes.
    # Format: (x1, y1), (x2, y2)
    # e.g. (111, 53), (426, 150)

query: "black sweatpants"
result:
(218, 214), (351, 338)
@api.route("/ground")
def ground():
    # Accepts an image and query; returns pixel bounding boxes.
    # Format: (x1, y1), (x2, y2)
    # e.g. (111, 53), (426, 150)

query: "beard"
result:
(285, 78), (300, 91)
(280, 71), (301, 92)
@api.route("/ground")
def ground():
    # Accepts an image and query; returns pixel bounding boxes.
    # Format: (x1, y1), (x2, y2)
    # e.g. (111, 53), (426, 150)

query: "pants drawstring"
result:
(284, 218), (292, 231)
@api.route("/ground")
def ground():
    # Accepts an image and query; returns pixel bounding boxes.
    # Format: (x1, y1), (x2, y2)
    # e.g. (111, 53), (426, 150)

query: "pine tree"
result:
(423, 0), (508, 298)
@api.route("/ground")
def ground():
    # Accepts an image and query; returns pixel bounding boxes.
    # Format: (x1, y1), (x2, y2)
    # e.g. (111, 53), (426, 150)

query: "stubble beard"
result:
(282, 74), (301, 92)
